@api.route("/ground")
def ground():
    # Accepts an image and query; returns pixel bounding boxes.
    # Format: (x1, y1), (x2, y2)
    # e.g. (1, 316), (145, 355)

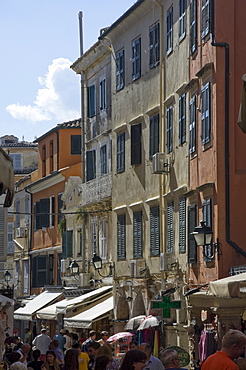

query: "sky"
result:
(0, 0), (136, 142)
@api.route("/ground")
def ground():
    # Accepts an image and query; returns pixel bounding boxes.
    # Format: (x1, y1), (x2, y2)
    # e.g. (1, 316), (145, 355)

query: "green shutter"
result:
(62, 232), (67, 259)
(150, 206), (160, 256)
(179, 197), (186, 252)
(67, 230), (73, 258)
(40, 198), (50, 228)
(117, 214), (126, 260)
(167, 202), (174, 253)
(133, 211), (143, 258)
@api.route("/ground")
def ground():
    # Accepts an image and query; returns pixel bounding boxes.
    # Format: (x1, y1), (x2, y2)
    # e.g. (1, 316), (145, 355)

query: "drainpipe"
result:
(210, 0), (246, 258)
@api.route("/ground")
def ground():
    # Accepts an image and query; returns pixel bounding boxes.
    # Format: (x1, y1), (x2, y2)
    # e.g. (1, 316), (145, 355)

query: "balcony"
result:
(81, 173), (112, 207)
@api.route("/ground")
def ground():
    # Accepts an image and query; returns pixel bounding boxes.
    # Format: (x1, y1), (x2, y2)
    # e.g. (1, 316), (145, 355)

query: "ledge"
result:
(129, 114), (144, 125)
(196, 62), (214, 79)
(114, 123), (127, 134)
(145, 105), (160, 117)
(164, 94), (175, 106)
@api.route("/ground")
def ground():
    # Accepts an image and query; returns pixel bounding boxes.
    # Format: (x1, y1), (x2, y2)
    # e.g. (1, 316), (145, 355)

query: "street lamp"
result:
(191, 220), (221, 260)
(4, 270), (11, 289)
(92, 253), (114, 277)
(69, 260), (80, 275)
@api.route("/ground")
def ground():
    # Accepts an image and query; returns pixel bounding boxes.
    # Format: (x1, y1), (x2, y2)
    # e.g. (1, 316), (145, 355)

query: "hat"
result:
(60, 329), (67, 334)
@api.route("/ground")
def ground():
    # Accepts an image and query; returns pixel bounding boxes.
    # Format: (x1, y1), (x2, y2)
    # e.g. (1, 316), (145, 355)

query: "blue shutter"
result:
(133, 211), (143, 258)
(116, 50), (125, 91)
(40, 198), (50, 228)
(166, 105), (173, 153)
(117, 214), (126, 260)
(150, 206), (160, 256)
(189, 95), (197, 154)
(149, 114), (159, 158)
(117, 133), (125, 173)
(132, 37), (141, 81)
(190, 0), (197, 54)
(188, 204), (197, 263)
(167, 202), (174, 253)
(179, 197), (186, 252)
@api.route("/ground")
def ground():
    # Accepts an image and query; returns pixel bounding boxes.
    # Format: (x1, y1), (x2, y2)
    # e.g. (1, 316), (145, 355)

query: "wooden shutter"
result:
(58, 193), (63, 223)
(116, 50), (125, 91)
(131, 124), (142, 165)
(67, 230), (73, 258)
(190, 0), (197, 54)
(71, 135), (81, 155)
(201, 0), (210, 39)
(88, 85), (95, 118)
(150, 206), (160, 256)
(37, 256), (47, 287)
(133, 211), (143, 258)
(132, 37), (141, 80)
(117, 133), (125, 173)
(179, 94), (186, 145)
(34, 202), (41, 230)
(0, 208), (7, 261)
(179, 197), (186, 252)
(62, 232), (68, 259)
(40, 198), (50, 228)
(167, 7), (173, 53)
(150, 114), (159, 158)
(86, 150), (96, 181)
(189, 95), (197, 153)
(166, 105), (173, 153)
(203, 198), (212, 261)
(149, 26), (154, 68)
(167, 202), (174, 253)
(188, 204), (197, 263)
(117, 214), (126, 260)
(201, 82), (211, 145)
(100, 145), (107, 175)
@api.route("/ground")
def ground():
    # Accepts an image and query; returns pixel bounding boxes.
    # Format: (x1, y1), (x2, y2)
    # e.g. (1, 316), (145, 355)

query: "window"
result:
(117, 133), (125, 173)
(190, 0), (197, 54)
(150, 206), (160, 256)
(32, 256), (47, 287)
(86, 150), (96, 181)
(15, 200), (20, 228)
(116, 49), (125, 91)
(179, 0), (187, 40)
(90, 216), (98, 257)
(131, 124), (142, 165)
(100, 218), (108, 259)
(62, 230), (73, 258)
(100, 144), (107, 175)
(167, 202), (174, 253)
(34, 198), (50, 230)
(201, 82), (211, 145)
(50, 195), (55, 227)
(166, 7), (173, 54)
(71, 135), (81, 155)
(49, 140), (54, 172)
(188, 204), (197, 263)
(203, 198), (212, 260)
(100, 78), (106, 110)
(25, 195), (30, 226)
(9, 153), (22, 171)
(201, 0), (210, 39)
(166, 105), (173, 153)
(88, 84), (95, 118)
(7, 222), (14, 255)
(58, 193), (63, 224)
(179, 93), (186, 145)
(23, 260), (29, 294)
(133, 211), (143, 258)
(117, 214), (126, 260)
(189, 96), (197, 154)
(149, 22), (160, 68)
(149, 114), (159, 158)
(42, 145), (46, 177)
(179, 197), (186, 252)
(15, 261), (19, 292)
(132, 37), (141, 81)
(0, 208), (7, 260)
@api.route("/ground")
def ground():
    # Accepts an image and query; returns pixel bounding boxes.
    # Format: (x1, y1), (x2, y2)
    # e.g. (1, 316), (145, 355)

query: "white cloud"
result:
(6, 57), (80, 123)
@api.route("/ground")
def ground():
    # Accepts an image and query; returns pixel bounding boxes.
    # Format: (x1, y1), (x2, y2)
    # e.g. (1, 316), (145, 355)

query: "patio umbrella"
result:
(137, 315), (160, 331)
(124, 315), (146, 330)
(107, 331), (134, 342)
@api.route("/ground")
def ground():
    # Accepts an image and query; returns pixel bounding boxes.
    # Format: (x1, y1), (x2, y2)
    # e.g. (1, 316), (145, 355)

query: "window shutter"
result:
(88, 85), (95, 118)
(58, 193), (63, 223)
(40, 198), (50, 228)
(203, 198), (212, 261)
(166, 105), (173, 153)
(179, 197), (186, 252)
(0, 208), (7, 261)
(132, 37), (141, 81)
(86, 150), (96, 181)
(149, 26), (154, 68)
(133, 211), (143, 258)
(62, 232), (67, 259)
(37, 256), (47, 287)
(167, 7), (173, 54)
(116, 50), (125, 91)
(201, 82), (211, 145)
(7, 222), (14, 254)
(67, 230), (73, 258)
(117, 214), (126, 260)
(23, 261), (29, 294)
(71, 135), (81, 155)
(150, 206), (160, 256)
(100, 145), (107, 175)
(131, 124), (142, 165)
(167, 202), (174, 253)
(155, 22), (160, 64)
(189, 95), (197, 154)
(179, 94), (186, 145)
(100, 78), (106, 110)
(150, 115), (159, 158)
(117, 133), (125, 173)
(35, 202), (41, 230)
(188, 204), (197, 263)
(100, 218), (108, 259)
(15, 200), (20, 228)
(190, 0), (197, 53)
(201, 0), (210, 39)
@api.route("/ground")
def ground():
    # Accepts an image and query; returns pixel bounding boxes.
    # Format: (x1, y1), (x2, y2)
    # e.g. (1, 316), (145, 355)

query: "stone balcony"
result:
(81, 173), (112, 207)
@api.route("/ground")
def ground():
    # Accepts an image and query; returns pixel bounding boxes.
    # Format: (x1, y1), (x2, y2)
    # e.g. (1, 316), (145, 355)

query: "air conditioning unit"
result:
(160, 253), (176, 271)
(60, 259), (70, 273)
(152, 153), (170, 174)
(16, 227), (26, 238)
(130, 260), (147, 278)
(79, 273), (90, 287)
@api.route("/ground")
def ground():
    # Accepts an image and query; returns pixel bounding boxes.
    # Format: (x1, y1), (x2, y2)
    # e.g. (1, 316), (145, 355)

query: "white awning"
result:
(56, 286), (112, 315)
(64, 296), (113, 329)
(14, 291), (62, 321)
(29, 245), (62, 255)
(208, 273), (246, 298)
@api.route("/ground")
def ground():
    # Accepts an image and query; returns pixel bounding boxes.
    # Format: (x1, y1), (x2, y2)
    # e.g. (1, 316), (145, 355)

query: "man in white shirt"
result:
(139, 343), (165, 370)
(16, 343), (31, 366)
(32, 328), (51, 361)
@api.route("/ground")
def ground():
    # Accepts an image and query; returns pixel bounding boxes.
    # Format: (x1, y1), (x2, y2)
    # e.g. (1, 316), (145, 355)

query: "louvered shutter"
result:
(132, 38), (141, 81)
(188, 204), (197, 263)
(203, 199), (212, 260)
(155, 23), (160, 64)
(167, 202), (174, 253)
(40, 198), (50, 228)
(88, 85), (95, 118)
(116, 50), (125, 91)
(67, 230), (73, 258)
(179, 94), (186, 144)
(166, 106), (173, 153)
(201, 0), (210, 39)
(34, 202), (41, 230)
(149, 26), (154, 68)
(189, 96), (197, 153)
(179, 197), (186, 252)
(117, 214), (126, 260)
(62, 232), (67, 259)
(201, 83), (211, 145)
(0, 208), (7, 261)
(190, 0), (197, 54)
(131, 124), (142, 165)
(86, 150), (96, 181)
(58, 193), (63, 223)
(133, 211), (143, 258)
(150, 206), (160, 256)
(149, 114), (159, 158)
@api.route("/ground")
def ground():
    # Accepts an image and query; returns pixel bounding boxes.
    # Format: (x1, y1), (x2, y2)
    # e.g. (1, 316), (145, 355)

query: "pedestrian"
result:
(16, 344), (31, 367)
(97, 331), (109, 346)
(8, 351), (22, 366)
(63, 348), (79, 370)
(63, 331), (72, 352)
(82, 330), (97, 353)
(24, 329), (32, 345)
(129, 341), (138, 350)
(41, 350), (60, 370)
(95, 355), (110, 370)
(72, 343), (89, 370)
(14, 337), (24, 351)
(53, 330), (66, 352)
(201, 329), (246, 370)
(120, 349), (147, 370)
(88, 341), (101, 370)
(32, 329), (51, 362)
(138, 343), (164, 370)
(27, 348), (44, 370)
(235, 358), (246, 370)
(10, 363), (27, 370)
(49, 340), (64, 364)
(160, 348), (187, 369)
(95, 343), (119, 370)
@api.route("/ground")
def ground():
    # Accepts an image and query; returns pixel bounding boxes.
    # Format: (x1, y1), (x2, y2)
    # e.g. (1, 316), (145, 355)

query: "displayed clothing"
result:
(198, 329), (217, 362)
(201, 351), (239, 370)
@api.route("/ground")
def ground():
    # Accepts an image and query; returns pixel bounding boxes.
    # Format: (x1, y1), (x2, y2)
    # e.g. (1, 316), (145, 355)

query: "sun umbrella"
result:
(124, 315), (146, 330)
(107, 331), (134, 342)
(137, 315), (160, 331)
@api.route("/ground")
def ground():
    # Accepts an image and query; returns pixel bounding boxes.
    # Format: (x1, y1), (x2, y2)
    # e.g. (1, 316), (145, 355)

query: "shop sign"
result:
(165, 346), (190, 367)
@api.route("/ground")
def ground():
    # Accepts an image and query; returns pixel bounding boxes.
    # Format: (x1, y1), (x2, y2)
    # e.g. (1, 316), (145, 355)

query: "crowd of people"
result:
(2, 328), (246, 370)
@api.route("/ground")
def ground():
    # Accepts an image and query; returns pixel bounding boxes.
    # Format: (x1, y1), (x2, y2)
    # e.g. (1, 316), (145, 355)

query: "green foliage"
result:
(58, 218), (66, 235)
